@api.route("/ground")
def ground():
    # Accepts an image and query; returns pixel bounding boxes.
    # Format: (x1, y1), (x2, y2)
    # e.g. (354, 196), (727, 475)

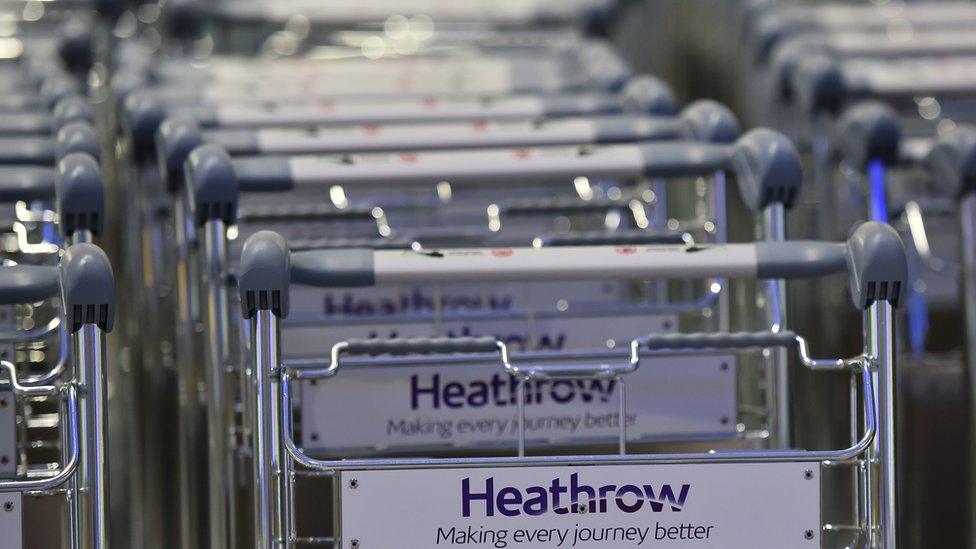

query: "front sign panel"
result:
(339, 463), (821, 548)
(300, 353), (736, 452)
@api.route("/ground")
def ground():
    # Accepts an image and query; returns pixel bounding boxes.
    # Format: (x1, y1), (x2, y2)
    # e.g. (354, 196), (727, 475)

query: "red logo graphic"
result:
(398, 153), (420, 163)
(491, 249), (514, 258)
(615, 247), (638, 255)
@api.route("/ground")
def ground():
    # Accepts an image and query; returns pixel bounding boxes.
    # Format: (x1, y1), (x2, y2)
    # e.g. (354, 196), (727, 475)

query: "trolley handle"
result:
(58, 243), (116, 333)
(288, 236), (415, 252)
(157, 100), (738, 193)
(51, 95), (94, 133)
(0, 265), (59, 304)
(240, 222), (907, 320)
(0, 153), (104, 239)
(0, 138), (56, 166)
(790, 54), (845, 118)
(925, 124), (976, 199)
(836, 101), (901, 172)
(343, 336), (500, 356)
(56, 121), (100, 162)
(0, 167), (56, 202)
(640, 330), (797, 351)
(56, 153), (105, 238)
(678, 100), (741, 144)
(238, 203), (376, 222)
(498, 197), (632, 216)
(537, 229), (689, 247)
(185, 126), (803, 229)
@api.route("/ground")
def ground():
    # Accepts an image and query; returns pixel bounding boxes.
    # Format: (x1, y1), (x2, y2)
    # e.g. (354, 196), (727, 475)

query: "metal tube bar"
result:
(173, 197), (201, 549)
(867, 302), (896, 548)
(0, 316), (60, 343)
(961, 192), (976, 549)
(203, 219), (230, 549)
(79, 324), (108, 548)
(370, 244), (765, 284)
(0, 385), (78, 491)
(280, 365), (875, 472)
(763, 202), (791, 449)
(811, 118), (833, 241)
(251, 311), (279, 549)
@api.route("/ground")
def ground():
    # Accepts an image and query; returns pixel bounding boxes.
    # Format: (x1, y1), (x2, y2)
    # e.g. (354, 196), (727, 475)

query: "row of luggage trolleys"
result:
(108, 16), (908, 549)
(0, 2), (925, 549)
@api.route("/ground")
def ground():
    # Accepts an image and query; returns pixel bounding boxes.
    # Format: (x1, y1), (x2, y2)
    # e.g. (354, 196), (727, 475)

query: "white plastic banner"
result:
(300, 352), (735, 451)
(338, 462), (821, 548)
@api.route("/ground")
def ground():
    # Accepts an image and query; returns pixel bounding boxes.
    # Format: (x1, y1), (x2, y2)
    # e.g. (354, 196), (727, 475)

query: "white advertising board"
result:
(339, 462), (821, 548)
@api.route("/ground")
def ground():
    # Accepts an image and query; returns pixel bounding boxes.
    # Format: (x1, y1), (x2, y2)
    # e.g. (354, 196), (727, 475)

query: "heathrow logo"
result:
(461, 473), (690, 517)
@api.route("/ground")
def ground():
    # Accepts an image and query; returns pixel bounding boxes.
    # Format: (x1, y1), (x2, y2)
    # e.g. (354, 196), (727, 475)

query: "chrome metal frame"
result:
(0, 318), (111, 548)
(249, 300), (895, 548)
(198, 165), (788, 548)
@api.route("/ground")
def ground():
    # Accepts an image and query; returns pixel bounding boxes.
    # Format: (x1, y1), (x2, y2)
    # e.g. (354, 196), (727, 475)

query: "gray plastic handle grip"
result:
(539, 230), (688, 247)
(289, 236), (415, 251)
(58, 243), (115, 332)
(1, 113), (57, 136)
(756, 241), (848, 278)
(638, 142), (731, 177)
(835, 101), (901, 170)
(238, 203), (375, 222)
(290, 249), (375, 288)
(925, 126), (976, 198)
(846, 221), (906, 309)
(203, 129), (260, 155)
(56, 153), (105, 237)
(0, 167), (56, 202)
(731, 128), (803, 212)
(0, 265), (59, 305)
(643, 331), (798, 351)
(792, 55), (845, 116)
(501, 197), (630, 216)
(343, 336), (499, 356)
(0, 138), (56, 165)
(233, 157), (295, 192)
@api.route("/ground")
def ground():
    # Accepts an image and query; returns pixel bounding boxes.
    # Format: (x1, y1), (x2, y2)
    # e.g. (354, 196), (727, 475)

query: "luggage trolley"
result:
(198, 0), (624, 54)
(748, 5), (976, 127)
(870, 125), (976, 547)
(124, 71), (719, 549)
(237, 219), (906, 549)
(155, 98), (739, 160)
(0, 161), (115, 548)
(772, 46), (976, 241)
(111, 32), (666, 546)
(119, 72), (665, 146)
(116, 34), (632, 109)
(753, 36), (976, 368)
(0, 241), (115, 547)
(797, 84), (976, 549)
(184, 125), (804, 548)
(745, 2), (976, 72)
(931, 126), (976, 549)
(830, 101), (943, 350)
(0, 121), (100, 258)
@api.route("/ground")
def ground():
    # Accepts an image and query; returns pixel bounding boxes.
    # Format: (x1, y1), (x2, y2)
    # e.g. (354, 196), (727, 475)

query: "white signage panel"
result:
(300, 353), (735, 452)
(339, 463), (821, 548)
